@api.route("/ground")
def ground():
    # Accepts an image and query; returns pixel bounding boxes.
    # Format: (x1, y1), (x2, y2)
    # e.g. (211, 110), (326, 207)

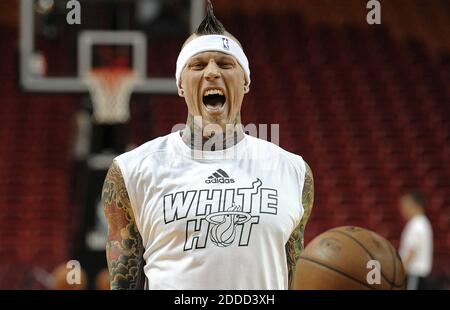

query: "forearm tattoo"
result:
(285, 162), (314, 289)
(102, 161), (145, 290)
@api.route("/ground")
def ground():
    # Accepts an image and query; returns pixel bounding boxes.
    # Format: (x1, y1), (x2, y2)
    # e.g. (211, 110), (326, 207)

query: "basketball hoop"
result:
(84, 67), (138, 124)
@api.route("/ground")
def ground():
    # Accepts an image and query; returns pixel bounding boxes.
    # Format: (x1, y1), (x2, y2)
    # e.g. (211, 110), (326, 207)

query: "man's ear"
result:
(243, 75), (250, 94)
(178, 87), (184, 97)
(244, 83), (250, 94)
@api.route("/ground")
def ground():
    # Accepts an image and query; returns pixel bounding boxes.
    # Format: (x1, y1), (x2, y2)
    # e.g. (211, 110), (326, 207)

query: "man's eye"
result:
(219, 63), (233, 69)
(190, 63), (205, 69)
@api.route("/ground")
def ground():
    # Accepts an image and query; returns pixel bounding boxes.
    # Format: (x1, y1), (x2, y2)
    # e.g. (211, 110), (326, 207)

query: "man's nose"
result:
(204, 60), (220, 81)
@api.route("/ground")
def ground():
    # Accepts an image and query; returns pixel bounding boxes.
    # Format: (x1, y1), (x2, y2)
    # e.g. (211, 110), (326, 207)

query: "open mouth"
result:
(202, 89), (226, 113)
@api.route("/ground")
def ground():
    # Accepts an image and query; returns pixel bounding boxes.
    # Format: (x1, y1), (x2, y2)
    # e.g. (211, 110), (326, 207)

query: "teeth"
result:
(204, 89), (224, 96)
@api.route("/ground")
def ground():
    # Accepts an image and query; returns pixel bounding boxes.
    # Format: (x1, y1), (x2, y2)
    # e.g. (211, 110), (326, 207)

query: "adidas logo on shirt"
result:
(205, 169), (235, 184)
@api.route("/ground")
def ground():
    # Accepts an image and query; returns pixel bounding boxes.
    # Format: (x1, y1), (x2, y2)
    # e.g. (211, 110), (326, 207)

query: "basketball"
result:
(293, 226), (406, 290)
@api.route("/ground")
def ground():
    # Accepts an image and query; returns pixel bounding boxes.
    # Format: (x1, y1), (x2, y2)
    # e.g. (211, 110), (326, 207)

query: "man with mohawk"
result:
(103, 1), (314, 290)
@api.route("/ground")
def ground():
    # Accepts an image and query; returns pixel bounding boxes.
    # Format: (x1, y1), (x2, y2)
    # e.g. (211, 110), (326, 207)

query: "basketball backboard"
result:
(20, 0), (205, 94)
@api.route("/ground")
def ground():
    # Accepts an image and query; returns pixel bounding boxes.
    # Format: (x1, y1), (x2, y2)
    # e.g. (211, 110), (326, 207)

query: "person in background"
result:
(399, 191), (433, 290)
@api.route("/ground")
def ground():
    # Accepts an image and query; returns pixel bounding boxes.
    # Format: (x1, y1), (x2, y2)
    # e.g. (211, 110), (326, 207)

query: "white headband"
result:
(175, 34), (251, 88)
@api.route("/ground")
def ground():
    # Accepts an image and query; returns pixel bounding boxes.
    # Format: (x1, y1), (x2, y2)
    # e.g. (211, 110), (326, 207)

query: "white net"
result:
(84, 68), (137, 124)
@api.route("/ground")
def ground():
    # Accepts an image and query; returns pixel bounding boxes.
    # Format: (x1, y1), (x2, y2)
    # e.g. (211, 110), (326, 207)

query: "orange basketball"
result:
(293, 226), (406, 290)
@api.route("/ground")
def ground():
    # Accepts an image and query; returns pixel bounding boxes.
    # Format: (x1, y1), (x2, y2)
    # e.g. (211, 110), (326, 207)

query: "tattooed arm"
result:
(102, 160), (145, 290)
(285, 161), (314, 289)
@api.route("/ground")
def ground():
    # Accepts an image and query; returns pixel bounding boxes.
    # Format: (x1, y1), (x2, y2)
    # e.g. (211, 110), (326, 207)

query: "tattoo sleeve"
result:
(102, 161), (145, 290)
(285, 162), (314, 289)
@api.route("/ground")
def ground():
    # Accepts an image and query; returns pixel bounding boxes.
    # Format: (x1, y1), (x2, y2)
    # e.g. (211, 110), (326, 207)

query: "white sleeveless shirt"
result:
(115, 131), (306, 289)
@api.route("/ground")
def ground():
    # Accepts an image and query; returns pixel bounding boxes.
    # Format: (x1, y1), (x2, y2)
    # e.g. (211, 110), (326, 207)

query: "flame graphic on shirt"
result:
(206, 203), (251, 247)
